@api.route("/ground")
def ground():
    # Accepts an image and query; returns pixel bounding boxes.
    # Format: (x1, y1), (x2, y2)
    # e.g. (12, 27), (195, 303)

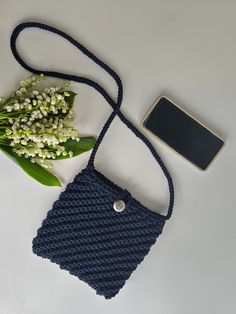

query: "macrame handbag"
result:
(11, 22), (174, 299)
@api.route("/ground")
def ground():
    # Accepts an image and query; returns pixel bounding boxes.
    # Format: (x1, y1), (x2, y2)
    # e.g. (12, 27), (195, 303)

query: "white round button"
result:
(113, 200), (126, 212)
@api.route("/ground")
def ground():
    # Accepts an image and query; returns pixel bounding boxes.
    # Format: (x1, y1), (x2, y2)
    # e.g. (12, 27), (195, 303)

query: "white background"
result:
(0, 1), (236, 313)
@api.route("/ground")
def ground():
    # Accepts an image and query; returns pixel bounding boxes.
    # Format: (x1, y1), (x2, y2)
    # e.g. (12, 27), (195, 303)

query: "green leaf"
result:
(47, 137), (96, 160)
(0, 145), (62, 187)
(61, 90), (77, 116)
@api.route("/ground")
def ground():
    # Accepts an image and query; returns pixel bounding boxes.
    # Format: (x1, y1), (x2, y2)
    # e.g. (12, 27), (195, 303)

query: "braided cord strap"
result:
(10, 22), (174, 220)
(10, 22), (175, 298)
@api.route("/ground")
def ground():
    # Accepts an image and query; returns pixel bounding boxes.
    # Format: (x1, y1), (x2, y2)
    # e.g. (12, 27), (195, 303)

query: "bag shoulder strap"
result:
(10, 22), (174, 220)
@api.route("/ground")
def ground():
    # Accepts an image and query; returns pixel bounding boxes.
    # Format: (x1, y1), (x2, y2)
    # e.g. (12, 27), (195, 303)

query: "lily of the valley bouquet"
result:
(0, 74), (95, 186)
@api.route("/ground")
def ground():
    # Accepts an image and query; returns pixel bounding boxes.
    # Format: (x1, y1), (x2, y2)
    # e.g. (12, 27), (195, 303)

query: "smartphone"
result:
(141, 96), (224, 170)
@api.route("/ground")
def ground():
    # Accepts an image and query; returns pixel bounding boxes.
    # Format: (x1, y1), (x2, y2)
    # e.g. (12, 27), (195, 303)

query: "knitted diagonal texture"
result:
(32, 167), (166, 299)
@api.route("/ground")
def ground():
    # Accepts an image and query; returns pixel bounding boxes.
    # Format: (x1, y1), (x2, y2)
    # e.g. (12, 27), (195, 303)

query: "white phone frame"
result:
(141, 96), (225, 170)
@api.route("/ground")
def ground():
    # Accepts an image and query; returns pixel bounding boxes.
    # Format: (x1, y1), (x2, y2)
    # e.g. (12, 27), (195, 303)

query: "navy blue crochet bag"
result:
(11, 22), (174, 299)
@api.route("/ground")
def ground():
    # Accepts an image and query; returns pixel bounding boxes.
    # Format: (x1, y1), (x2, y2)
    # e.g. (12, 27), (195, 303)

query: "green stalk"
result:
(0, 140), (9, 146)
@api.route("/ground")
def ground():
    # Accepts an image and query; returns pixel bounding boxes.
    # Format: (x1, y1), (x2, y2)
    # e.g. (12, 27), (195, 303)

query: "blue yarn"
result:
(32, 168), (166, 298)
(10, 22), (174, 298)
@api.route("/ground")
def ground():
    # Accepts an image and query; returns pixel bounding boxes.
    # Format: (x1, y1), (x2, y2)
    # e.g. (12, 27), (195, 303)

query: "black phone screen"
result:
(143, 97), (224, 170)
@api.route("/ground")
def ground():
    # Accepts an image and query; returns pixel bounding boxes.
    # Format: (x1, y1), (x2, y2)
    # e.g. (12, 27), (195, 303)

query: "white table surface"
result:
(0, 1), (236, 313)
